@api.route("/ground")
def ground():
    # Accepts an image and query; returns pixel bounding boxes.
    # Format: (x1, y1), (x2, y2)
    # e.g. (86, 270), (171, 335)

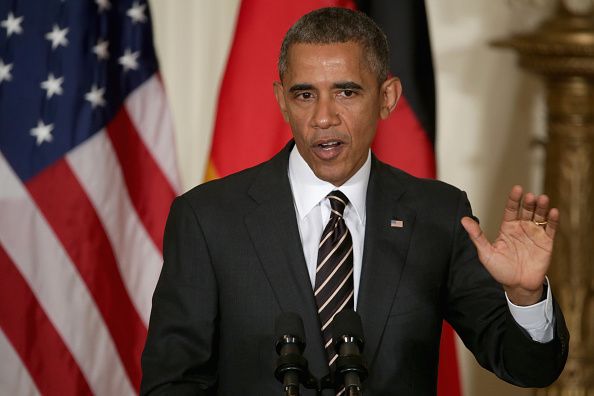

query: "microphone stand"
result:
(284, 384), (299, 396)
(334, 333), (368, 396)
(345, 382), (362, 396)
(318, 372), (363, 396)
(345, 372), (362, 395)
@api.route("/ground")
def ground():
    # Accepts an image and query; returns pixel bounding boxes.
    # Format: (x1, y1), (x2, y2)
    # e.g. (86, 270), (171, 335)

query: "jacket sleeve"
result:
(140, 196), (218, 395)
(444, 191), (569, 388)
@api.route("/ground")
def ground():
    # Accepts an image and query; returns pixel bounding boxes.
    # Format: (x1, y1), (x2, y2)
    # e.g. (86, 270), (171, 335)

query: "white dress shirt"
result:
(287, 145), (554, 343)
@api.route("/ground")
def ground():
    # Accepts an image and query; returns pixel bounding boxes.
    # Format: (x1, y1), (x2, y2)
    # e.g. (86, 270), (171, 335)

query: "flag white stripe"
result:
(0, 154), (135, 396)
(0, 329), (40, 396)
(67, 130), (162, 325)
(125, 75), (180, 193)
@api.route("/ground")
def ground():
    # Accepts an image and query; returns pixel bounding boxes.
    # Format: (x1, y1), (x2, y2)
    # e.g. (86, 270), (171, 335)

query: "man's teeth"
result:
(319, 141), (340, 148)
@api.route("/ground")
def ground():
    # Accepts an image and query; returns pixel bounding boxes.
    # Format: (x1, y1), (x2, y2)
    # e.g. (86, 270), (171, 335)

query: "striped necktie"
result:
(314, 190), (354, 369)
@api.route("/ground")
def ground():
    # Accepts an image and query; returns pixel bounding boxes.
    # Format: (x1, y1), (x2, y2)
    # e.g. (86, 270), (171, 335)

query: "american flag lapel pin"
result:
(390, 219), (404, 228)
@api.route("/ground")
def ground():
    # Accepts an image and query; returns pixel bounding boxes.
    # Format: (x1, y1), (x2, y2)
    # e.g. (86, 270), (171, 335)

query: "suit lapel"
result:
(243, 144), (328, 376)
(357, 158), (416, 367)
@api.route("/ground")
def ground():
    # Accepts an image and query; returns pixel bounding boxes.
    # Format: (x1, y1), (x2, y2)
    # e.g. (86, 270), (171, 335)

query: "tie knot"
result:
(327, 190), (349, 216)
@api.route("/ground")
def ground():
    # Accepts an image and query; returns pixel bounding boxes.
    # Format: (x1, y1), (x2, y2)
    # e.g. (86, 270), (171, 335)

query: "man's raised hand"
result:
(461, 185), (559, 306)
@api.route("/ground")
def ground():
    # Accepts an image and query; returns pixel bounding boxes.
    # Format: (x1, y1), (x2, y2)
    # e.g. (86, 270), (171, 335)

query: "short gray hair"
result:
(278, 7), (389, 83)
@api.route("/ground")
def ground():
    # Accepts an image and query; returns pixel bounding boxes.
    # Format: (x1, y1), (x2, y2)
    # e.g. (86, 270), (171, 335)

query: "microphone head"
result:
(275, 312), (306, 354)
(331, 309), (364, 350)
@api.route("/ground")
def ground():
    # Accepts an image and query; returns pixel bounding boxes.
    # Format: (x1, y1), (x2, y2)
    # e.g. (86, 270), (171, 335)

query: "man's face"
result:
(274, 41), (401, 186)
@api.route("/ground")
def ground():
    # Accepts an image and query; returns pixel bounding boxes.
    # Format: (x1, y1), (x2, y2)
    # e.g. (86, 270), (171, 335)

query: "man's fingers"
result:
(520, 192), (536, 221)
(532, 195), (550, 224)
(503, 185), (523, 222)
(461, 216), (491, 255)
(545, 208), (559, 239)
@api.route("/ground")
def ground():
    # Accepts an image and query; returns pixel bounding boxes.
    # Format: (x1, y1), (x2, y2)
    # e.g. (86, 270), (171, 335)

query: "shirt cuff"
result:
(505, 276), (554, 343)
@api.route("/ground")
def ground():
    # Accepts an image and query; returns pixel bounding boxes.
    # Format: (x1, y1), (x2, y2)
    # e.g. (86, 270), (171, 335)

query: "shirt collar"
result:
(288, 145), (370, 224)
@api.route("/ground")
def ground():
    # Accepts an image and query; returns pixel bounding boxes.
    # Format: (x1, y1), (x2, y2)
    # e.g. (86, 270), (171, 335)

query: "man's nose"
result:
(312, 95), (340, 129)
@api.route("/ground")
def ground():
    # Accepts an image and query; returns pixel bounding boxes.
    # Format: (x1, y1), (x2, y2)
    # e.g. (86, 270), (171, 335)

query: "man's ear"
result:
(379, 77), (402, 120)
(273, 81), (289, 122)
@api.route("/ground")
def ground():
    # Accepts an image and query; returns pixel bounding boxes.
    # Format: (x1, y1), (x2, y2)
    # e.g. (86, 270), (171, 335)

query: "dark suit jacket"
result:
(140, 142), (569, 395)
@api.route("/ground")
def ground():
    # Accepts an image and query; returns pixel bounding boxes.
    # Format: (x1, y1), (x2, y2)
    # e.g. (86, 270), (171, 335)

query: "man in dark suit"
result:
(140, 8), (568, 395)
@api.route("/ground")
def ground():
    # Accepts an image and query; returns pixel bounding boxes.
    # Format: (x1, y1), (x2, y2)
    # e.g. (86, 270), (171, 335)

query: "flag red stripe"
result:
(66, 130), (163, 325)
(438, 323), (462, 396)
(0, 245), (93, 396)
(106, 107), (177, 252)
(124, 75), (181, 193)
(0, 152), (135, 394)
(25, 159), (146, 391)
(372, 96), (436, 179)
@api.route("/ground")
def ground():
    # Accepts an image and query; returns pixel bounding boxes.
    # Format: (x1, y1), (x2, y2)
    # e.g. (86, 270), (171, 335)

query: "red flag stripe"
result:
(439, 323), (463, 396)
(0, 245), (93, 396)
(373, 96), (436, 178)
(0, 153), (135, 395)
(66, 131), (163, 325)
(125, 75), (181, 193)
(106, 107), (177, 253)
(26, 160), (146, 391)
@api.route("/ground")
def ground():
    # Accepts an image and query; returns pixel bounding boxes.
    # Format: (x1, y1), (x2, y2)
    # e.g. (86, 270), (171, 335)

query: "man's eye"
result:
(340, 90), (355, 97)
(297, 92), (313, 100)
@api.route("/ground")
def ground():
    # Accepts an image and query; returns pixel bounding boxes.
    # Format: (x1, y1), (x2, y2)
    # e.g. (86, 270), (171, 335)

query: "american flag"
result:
(0, 0), (179, 394)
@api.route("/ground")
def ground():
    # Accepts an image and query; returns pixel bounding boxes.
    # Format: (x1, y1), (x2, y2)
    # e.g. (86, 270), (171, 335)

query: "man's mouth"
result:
(312, 139), (346, 160)
(318, 141), (342, 150)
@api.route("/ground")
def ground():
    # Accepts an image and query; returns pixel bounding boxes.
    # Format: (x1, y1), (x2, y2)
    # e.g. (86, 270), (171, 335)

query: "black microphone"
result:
(274, 312), (311, 396)
(331, 310), (368, 396)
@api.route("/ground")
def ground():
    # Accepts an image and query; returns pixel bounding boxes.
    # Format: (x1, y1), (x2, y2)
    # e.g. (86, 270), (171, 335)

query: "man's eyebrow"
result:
(288, 81), (363, 92)
(289, 83), (314, 92)
(333, 81), (363, 90)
